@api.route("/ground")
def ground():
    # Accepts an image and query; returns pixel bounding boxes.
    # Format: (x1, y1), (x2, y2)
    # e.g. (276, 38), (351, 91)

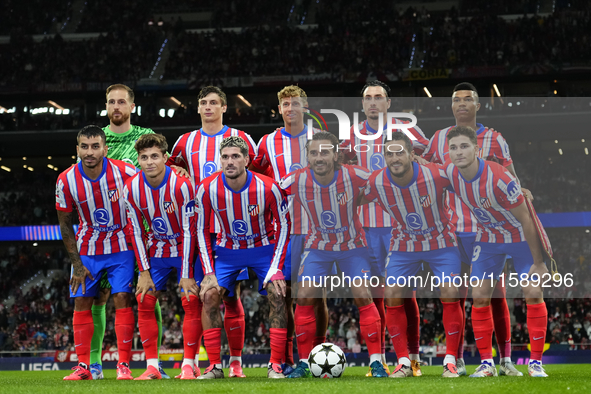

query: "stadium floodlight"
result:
(56, 109), (62, 115)
(0, 166), (10, 172)
(167, 109), (175, 118)
(100, 110), (107, 117)
(159, 109), (166, 118)
(63, 109), (70, 115)
(49, 107), (55, 113)
(493, 84), (502, 97)
(237, 94), (252, 107)
(138, 106), (142, 116)
(558, 149), (563, 155)
(27, 166), (34, 171)
(48, 156), (52, 159)
(48, 100), (65, 110)
(47, 164), (54, 169)
(423, 87), (432, 98)
(585, 148), (589, 155)
(23, 156), (27, 160)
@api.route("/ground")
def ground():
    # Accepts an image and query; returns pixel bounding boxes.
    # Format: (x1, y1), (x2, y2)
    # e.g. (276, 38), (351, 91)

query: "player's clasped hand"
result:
(199, 274), (221, 301)
(70, 262), (94, 295)
(136, 271), (156, 302)
(179, 278), (200, 301)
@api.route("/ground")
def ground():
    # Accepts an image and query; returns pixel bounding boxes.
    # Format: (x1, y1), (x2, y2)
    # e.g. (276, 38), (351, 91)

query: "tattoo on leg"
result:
(267, 283), (287, 329)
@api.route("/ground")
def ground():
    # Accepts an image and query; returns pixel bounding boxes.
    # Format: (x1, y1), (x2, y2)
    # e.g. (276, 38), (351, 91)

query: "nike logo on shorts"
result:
(392, 333), (400, 338)
(533, 336), (544, 341)
(75, 343), (82, 347)
(230, 326), (241, 331)
(188, 342), (196, 346)
(296, 333), (305, 337)
(142, 338), (150, 344)
(475, 336), (484, 341)
(447, 331), (459, 336)
(368, 332), (377, 337)
(123, 339), (132, 343)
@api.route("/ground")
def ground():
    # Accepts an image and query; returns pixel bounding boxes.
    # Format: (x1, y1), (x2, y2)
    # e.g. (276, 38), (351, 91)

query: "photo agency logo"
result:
(304, 108), (418, 153)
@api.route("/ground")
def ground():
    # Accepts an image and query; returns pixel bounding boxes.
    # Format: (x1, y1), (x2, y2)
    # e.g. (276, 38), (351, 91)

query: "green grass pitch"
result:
(1, 365), (589, 393)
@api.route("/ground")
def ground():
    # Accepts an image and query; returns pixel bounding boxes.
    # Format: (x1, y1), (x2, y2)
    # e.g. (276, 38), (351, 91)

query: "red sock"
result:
(471, 305), (494, 360)
(491, 296), (511, 358)
(313, 336), (326, 347)
(527, 302), (548, 361)
(442, 301), (462, 358)
(404, 295), (420, 355)
(115, 307), (134, 364)
(386, 305), (409, 360)
(270, 328), (288, 365)
(73, 310), (94, 366)
(457, 284), (469, 358)
(359, 303), (382, 356)
(285, 337), (294, 365)
(294, 305), (315, 361)
(374, 298), (386, 354)
(182, 295), (201, 360)
(203, 328), (222, 365)
(136, 294), (159, 359)
(223, 299), (245, 357)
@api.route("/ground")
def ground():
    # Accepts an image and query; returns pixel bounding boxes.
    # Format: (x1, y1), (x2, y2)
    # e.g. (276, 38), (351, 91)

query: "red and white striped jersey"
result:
(340, 119), (429, 228)
(251, 126), (318, 235)
(123, 167), (196, 279)
(442, 159), (525, 243)
(55, 158), (137, 256)
(196, 171), (290, 275)
(281, 165), (370, 251)
(166, 125), (257, 233)
(423, 124), (514, 233)
(365, 162), (456, 252)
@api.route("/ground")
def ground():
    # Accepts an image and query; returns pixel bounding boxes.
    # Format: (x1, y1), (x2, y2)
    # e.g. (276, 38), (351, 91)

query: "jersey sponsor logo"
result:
(290, 163), (303, 172)
(505, 180), (521, 203)
(280, 198), (288, 214)
(473, 208), (491, 223)
(185, 200), (195, 216)
(248, 204), (259, 216)
(370, 153), (385, 171)
(480, 197), (492, 209)
(232, 220), (249, 235)
(108, 189), (120, 202)
(320, 210), (337, 228)
(406, 213), (423, 230)
(203, 161), (217, 178)
(337, 192), (348, 205)
(164, 201), (175, 214)
(152, 217), (168, 234)
(93, 208), (110, 225)
(419, 195), (432, 207)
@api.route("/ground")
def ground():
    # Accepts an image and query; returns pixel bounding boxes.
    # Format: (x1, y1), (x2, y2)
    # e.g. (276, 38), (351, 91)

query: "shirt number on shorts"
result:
(471, 245), (482, 262)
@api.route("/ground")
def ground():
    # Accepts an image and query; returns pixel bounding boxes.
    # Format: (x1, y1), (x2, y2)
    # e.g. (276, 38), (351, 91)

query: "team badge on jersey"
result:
(164, 201), (175, 214)
(108, 189), (120, 202)
(480, 197), (492, 209)
(420, 195), (432, 207)
(337, 192), (348, 205)
(248, 204), (260, 216)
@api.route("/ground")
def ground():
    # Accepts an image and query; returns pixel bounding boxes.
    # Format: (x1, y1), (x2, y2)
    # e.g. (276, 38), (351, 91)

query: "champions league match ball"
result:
(308, 343), (347, 378)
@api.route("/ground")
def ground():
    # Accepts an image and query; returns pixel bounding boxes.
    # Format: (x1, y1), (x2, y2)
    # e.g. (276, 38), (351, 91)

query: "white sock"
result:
(443, 355), (456, 365)
(182, 358), (194, 368)
(500, 357), (512, 364)
(457, 357), (464, 363)
(147, 358), (159, 369)
(229, 356), (242, 365)
(398, 357), (411, 367)
(194, 358), (199, 368)
(409, 353), (420, 361)
(381, 354), (387, 364)
(482, 358), (494, 366)
(369, 353), (382, 364)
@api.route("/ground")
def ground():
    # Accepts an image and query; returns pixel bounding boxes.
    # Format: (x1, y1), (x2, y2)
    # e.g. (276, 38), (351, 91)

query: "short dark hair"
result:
(361, 80), (391, 97)
(135, 133), (168, 155)
(446, 126), (478, 146)
(77, 125), (105, 144)
(453, 82), (478, 95)
(198, 86), (227, 106)
(106, 84), (135, 103)
(220, 136), (249, 158)
(305, 131), (339, 154)
(385, 131), (413, 154)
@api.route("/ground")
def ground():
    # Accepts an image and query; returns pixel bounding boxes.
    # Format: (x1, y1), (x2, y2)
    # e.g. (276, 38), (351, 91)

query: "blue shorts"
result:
(456, 232), (477, 265)
(150, 257), (204, 291)
(215, 244), (276, 297)
(70, 251), (134, 298)
(210, 233), (249, 281)
(364, 227), (391, 277)
(298, 248), (372, 282)
(470, 241), (536, 281)
(286, 234), (306, 282)
(386, 247), (461, 284)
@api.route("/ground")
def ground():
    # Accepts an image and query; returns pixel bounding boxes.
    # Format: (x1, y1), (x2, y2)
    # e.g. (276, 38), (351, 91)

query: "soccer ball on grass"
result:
(308, 343), (347, 378)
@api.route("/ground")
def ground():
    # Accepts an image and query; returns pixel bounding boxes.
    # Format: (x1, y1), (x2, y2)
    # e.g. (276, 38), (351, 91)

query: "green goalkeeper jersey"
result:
(103, 125), (155, 168)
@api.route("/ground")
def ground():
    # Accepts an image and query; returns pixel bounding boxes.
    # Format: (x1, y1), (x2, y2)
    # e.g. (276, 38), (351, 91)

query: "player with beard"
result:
(249, 85), (327, 376)
(422, 82), (532, 376)
(340, 81), (429, 377)
(443, 126), (548, 378)
(86, 84), (172, 379)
